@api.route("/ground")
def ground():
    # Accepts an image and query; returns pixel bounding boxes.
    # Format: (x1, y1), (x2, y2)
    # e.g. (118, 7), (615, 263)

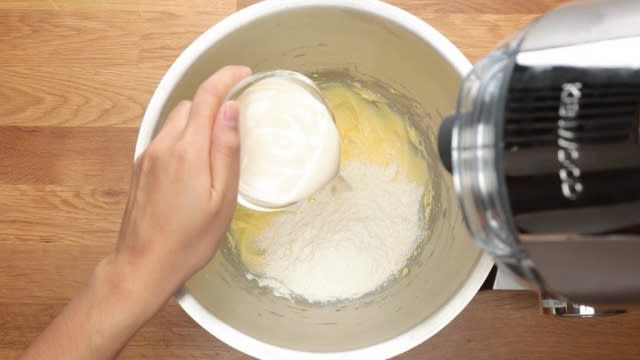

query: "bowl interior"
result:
(145, 4), (487, 354)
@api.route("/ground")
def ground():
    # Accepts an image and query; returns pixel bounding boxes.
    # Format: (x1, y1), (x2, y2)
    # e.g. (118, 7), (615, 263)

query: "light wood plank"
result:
(0, 126), (136, 186)
(1, 0), (235, 12)
(386, 0), (570, 14)
(1, 66), (155, 127)
(408, 13), (538, 62)
(0, 10), (229, 67)
(0, 185), (125, 243)
(0, 184), (125, 301)
(3, 292), (640, 359)
(238, 0), (569, 14)
(0, 185), (125, 225)
(1, 242), (114, 302)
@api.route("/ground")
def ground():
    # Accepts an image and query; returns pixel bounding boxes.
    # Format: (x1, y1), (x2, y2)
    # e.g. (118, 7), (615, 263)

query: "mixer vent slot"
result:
(504, 83), (640, 149)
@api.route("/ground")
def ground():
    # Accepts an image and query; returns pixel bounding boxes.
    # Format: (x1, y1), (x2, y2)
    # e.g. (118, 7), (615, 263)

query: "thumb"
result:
(210, 101), (241, 197)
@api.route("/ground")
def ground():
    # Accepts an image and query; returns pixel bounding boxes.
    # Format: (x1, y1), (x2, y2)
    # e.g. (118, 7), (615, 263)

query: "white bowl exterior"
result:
(136, 0), (494, 358)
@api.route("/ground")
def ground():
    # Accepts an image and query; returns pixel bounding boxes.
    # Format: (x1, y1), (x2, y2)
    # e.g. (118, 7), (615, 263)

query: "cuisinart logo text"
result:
(557, 82), (583, 200)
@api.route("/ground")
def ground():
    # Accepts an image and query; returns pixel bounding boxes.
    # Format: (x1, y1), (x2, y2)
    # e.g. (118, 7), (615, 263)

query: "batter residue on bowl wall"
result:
(230, 80), (433, 303)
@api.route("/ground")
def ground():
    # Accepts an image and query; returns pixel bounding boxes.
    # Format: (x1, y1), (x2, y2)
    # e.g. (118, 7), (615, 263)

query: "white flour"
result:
(250, 161), (424, 302)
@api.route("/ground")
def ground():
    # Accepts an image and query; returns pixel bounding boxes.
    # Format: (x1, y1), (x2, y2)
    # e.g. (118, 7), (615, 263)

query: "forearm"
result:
(22, 254), (167, 360)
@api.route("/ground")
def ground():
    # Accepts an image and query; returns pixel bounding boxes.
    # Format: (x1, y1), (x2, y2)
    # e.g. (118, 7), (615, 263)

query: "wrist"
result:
(90, 253), (169, 324)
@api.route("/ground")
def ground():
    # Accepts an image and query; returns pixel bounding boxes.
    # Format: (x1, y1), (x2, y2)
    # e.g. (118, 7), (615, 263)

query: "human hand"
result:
(110, 65), (252, 307)
(22, 66), (252, 360)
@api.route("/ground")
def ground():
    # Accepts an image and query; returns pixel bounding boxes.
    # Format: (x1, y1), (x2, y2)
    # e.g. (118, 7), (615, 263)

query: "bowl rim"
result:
(137, 0), (494, 358)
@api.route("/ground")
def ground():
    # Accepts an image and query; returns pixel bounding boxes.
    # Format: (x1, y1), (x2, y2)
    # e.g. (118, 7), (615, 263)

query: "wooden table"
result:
(2, 0), (640, 358)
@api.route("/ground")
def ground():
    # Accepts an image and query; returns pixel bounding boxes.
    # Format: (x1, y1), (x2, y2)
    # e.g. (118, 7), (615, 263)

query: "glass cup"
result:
(225, 70), (339, 212)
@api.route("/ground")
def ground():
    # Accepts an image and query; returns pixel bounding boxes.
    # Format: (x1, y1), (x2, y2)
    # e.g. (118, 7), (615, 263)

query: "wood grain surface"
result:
(2, 0), (640, 359)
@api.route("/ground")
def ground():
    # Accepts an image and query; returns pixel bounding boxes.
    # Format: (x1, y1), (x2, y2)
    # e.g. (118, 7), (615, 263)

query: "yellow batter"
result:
(230, 81), (431, 270)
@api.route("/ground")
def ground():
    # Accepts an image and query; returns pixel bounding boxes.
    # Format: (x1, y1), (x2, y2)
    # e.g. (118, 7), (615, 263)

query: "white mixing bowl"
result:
(135, 0), (493, 358)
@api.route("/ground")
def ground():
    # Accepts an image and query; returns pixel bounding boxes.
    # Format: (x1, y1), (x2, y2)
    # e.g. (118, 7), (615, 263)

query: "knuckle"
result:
(173, 139), (189, 155)
(226, 136), (241, 154)
(138, 147), (159, 174)
(176, 99), (192, 109)
(197, 80), (223, 100)
(216, 143), (239, 162)
(215, 133), (240, 158)
(209, 197), (222, 215)
(169, 100), (191, 117)
(171, 140), (192, 166)
(198, 66), (248, 101)
(210, 195), (231, 218)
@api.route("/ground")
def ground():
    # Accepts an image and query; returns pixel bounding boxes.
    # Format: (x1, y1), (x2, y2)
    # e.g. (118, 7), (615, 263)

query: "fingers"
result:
(210, 101), (241, 198)
(185, 66), (251, 151)
(154, 100), (192, 145)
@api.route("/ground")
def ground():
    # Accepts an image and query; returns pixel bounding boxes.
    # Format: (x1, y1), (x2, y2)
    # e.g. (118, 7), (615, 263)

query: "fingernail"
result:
(222, 102), (239, 128)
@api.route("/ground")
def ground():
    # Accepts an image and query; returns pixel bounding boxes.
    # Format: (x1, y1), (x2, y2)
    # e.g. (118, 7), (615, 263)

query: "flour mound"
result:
(251, 161), (424, 302)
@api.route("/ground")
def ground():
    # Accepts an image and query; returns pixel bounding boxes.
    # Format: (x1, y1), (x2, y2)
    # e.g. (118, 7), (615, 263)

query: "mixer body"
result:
(439, 0), (640, 313)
